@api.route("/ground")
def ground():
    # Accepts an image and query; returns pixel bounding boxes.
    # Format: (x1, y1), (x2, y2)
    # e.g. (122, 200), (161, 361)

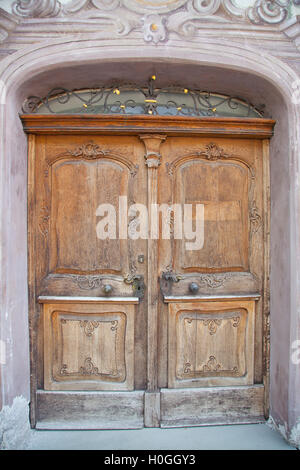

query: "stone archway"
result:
(0, 40), (299, 444)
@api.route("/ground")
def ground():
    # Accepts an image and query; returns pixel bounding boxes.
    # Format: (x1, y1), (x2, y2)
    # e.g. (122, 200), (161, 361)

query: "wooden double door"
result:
(23, 115), (274, 429)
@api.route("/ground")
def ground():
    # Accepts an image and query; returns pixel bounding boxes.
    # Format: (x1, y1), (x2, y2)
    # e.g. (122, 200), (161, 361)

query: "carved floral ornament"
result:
(9, 0), (299, 45)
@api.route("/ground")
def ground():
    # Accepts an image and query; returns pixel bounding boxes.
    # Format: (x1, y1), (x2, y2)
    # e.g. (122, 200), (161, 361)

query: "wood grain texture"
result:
(42, 301), (135, 391)
(38, 296), (139, 304)
(175, 158), (249, 272)
(20, 115), (275, 138)
(167, 300), (256, 388)
(140, 135), (166, 392)
(36, 390), (145, 430)
(164, 294), (260, 302)
(144, 392), (160, 428)
(49, 158), (127, 274)
(160, 385), (265, 427)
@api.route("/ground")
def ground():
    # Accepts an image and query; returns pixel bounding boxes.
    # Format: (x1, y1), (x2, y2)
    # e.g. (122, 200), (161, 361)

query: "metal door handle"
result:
(102, 284), (113, 294)
(123, 274), (145, 299)
(189, 282), (199, 294)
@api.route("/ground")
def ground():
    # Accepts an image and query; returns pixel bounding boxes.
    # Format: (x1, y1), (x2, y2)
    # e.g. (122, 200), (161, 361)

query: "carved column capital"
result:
(139, 134), (167, 168)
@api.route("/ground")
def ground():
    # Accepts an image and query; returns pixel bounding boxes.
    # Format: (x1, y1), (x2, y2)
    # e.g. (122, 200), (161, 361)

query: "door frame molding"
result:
(21, 114), (275, 138)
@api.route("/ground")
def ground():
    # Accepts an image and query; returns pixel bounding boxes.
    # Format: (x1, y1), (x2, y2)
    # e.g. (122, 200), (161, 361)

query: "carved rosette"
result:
(142, 14), (167, 44)
(199, 142), (232, 160)
(67, 143), (108, 159)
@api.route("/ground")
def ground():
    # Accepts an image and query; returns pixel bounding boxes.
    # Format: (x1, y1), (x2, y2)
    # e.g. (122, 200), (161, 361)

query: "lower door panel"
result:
(160, 385), (265, 427)
(36, 390), (145, 430)
(40, 297), (137, 391)
(36, 296), (142, 430)
(161, 295), (265, 427)
(166, 297), (258, 388)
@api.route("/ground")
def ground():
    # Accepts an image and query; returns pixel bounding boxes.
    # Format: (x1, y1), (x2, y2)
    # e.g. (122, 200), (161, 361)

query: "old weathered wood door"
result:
(22, 115), (274, 429)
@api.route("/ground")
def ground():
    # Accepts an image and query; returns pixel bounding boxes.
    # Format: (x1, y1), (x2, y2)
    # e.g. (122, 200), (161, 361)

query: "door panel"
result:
(167, 299), (256, 388)
(39, 140), (139, 279)
(50, 159), (129, 274)
(175, 159), (249, 272)
(42, 299), (136, 391)
(36, 390), (145, 430)
(160, 385), (265, 427)
(25, 116), (273, 429)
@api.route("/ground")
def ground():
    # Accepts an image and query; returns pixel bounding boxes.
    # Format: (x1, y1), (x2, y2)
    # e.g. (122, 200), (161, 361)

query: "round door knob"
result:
(102, 284), (113, 294)
(189, 282), (199, 294)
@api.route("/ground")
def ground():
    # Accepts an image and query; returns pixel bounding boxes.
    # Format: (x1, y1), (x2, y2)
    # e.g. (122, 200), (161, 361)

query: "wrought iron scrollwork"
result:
(22, 76), (264, 118)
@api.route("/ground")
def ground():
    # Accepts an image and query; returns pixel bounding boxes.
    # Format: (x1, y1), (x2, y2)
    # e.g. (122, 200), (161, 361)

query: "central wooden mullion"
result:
(140, 135), (166, 427)
(147, 165), (159, 391)
(140, 134), (166, 392)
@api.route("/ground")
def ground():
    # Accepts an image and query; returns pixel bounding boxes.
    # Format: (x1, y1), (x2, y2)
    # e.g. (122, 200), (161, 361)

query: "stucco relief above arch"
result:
(0, 0), (300, 48)
(6, 0), (297, 24)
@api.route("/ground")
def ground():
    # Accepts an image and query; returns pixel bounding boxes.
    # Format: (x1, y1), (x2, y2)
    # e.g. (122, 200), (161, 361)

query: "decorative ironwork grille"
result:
(22, 76), (265, 118)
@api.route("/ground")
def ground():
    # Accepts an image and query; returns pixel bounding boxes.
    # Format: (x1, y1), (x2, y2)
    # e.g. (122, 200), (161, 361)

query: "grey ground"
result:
(28, 423), (297, 450)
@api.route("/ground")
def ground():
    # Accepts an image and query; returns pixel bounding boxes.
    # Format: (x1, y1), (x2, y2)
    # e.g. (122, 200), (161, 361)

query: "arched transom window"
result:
(22, 76), (264, 118)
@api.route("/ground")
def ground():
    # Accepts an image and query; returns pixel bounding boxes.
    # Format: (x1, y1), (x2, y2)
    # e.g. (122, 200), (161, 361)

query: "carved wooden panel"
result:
(43, 300), (135, 391)
(49, 156), (129, 275)
(167, 299), (256, 388)
(34, 136), (145, 289)
(173, 155), (250, 273)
